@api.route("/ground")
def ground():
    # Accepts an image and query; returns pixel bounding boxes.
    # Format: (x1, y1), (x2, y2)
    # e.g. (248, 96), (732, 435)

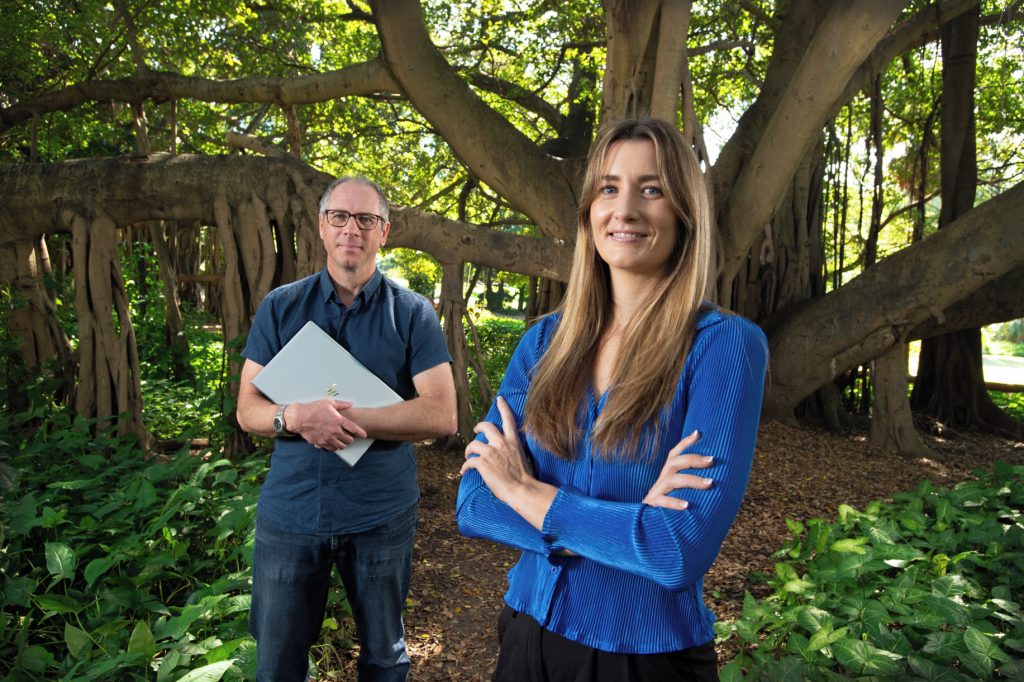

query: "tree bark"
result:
(0, 237), (75, 405)
(438, 260), (475, 441)
(715, 0), (908, 288)
(66, 210), (147, 445)
(870, 344), (933, 455)
(369, 0), (577, 241)
(765, 180), (1024, 419)
(909, 6), (1019, 437)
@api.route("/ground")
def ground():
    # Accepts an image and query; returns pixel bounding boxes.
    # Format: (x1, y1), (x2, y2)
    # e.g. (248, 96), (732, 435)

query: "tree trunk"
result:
(909, 6), (1019, 438)
(0, 236), (75, 407)
(870, 344), (933, 455)
(438, 260), (475, 440)
(150, 220), (191, 380)
(66, 210), (148, 445)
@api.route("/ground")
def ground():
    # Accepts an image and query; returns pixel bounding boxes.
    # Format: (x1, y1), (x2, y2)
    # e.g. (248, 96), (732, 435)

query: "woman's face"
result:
(589, 139), (679, 284)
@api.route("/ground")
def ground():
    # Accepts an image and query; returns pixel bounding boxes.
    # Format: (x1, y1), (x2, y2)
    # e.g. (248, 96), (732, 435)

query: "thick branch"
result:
(468, 73), (562, 128)
(388, 206), (570, 281)
(909, 266), (1024, 340)
(1, 60), (400, 134)
(833, 0), (981, 119)
(369, 0), (577, 240)
(0, 154), (565, 280)
(765, 181), (1024, 418)
(716, 0), (908, 279)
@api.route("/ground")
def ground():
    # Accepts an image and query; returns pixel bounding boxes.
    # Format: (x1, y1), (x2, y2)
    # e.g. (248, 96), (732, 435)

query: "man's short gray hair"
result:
(318, 176), (390, 220)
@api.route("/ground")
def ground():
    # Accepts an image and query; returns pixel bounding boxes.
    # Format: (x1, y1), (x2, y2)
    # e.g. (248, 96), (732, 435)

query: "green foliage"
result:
(989, 392), (1024, 422)
(716, 464), (1024, 680)
(119, 245), (228, 441)
(0, 397), (267, 680)
(465, 314), (526, 419)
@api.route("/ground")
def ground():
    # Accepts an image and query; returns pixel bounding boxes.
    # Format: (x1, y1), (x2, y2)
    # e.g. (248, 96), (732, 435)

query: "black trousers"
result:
(492, 606), (719, 682)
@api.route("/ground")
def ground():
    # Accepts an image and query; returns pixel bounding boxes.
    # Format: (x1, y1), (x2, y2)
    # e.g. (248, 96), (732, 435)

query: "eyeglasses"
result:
(321, 210), (385, 230)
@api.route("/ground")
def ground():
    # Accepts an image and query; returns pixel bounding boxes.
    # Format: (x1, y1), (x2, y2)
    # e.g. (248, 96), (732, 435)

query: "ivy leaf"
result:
(719, 660), (745, 682)
(175, 661), (234, 682)
(65, 623), (92, 659)
(964, 626), (1010, 665)
(931, 574), (967, 598)
(84, 554), (119, 588)
(33, 593), (84, 614)
(128, 621), (157, 660)
(830, 537), (869, 554)
(45, 542), (77, 580)
(832, 638), (903, 676)
(796, 606), (832, 633)
(907, 653), (973, 681)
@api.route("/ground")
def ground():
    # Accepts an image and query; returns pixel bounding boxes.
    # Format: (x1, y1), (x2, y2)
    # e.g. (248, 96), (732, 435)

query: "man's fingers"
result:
(332, 399), (354, 410)
(339, 417), (367, 439)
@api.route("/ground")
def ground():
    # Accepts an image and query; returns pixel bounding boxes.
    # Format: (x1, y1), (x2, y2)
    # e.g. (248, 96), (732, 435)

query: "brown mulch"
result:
(323, 420), (1024, 680)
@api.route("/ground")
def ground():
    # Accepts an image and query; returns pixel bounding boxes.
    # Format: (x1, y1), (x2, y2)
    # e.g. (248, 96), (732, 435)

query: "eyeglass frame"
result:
(320, 209), (386, 231)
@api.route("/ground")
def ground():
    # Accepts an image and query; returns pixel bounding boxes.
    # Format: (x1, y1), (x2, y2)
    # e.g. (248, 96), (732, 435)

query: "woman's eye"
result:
(642, 186), (663, 196)
(598, 185), (617, 195)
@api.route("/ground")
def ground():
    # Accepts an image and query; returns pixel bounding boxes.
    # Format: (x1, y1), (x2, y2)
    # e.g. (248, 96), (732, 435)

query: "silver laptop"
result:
(251, 321), (402, 466)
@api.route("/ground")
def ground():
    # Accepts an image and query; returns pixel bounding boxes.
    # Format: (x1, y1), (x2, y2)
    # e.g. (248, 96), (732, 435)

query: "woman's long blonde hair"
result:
(523, 118), (714, 460)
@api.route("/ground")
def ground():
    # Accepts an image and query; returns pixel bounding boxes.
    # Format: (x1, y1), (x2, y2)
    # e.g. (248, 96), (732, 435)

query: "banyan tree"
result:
(1, 0), (1021, 449)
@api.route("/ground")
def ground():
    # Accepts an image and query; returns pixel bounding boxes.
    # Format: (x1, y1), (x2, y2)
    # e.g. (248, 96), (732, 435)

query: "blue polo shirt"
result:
(243, 268), (451, 534)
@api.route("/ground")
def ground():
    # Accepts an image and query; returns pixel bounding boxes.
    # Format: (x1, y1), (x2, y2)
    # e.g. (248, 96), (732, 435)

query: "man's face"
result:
(318, 181), (390, 279)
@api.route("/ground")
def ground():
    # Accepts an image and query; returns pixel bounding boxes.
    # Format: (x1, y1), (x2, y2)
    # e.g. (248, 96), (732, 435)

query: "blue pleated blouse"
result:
(455, 307), (768, 654)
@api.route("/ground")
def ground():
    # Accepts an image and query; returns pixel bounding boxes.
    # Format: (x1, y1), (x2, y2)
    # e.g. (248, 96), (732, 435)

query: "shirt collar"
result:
(317, 267), (383, 307)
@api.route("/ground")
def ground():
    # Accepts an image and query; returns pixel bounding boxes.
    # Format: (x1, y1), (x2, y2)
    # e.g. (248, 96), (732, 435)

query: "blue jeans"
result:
(249, 504), (418, 682)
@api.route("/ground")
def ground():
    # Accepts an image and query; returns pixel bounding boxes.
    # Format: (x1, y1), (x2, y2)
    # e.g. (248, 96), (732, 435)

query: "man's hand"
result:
(287, 399), (368, 451)
(643, 431), (715, 510)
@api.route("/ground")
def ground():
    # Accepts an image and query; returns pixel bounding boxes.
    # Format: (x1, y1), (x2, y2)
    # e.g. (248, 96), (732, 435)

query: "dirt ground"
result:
(326, 420), (1024, 680)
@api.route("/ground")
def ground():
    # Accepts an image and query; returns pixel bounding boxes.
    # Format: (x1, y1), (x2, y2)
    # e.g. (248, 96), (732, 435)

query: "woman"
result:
(456, 117), (768, 681)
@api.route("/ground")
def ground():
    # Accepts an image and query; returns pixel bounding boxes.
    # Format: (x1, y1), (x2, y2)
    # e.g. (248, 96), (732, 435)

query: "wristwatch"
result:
(273, 404), (291, 436)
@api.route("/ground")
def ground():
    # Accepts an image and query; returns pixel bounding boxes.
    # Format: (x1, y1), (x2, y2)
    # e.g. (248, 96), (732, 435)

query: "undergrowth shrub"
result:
(0, 397), (267, 681)
(716, 463), (1024, 680)
(465, 315), (526, 419)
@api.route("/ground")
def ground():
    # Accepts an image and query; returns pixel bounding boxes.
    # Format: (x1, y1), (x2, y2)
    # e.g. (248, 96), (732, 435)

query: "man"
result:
(237, 176), (457, 681)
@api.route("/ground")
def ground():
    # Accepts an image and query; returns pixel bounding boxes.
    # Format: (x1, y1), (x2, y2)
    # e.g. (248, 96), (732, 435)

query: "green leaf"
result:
(783, 578), (815, 594)
(1, 575), (36, 607)
(128, 621), (157, 660)
(907, 653), (972, 681)
(65, 623), (92, 659)
(176, 661), (234, 682)
(719, 660), (745, 682)
(809, 625), (847, 651)
(45, 541), (77, 580)
(832, 638), (903, 676)
(830, 537), (869, 554)
(84, 554), (118, 588)
(19, 645), (53, 673)
(931, 574), (967, 598)
(33, 592), (84, 614)
(964, 626), (1009, 664)
(795, 606), (832, 633)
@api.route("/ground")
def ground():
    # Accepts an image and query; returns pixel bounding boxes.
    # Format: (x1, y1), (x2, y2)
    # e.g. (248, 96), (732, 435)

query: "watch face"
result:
(273, 415), (284, 433)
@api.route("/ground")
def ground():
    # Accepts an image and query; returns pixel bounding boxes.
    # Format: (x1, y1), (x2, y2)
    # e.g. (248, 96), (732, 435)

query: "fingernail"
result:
(702, 456), (713, 463)
(692, 430), (700, 438)
(680, 500), (689, 509)
(703, 478), (714, 486)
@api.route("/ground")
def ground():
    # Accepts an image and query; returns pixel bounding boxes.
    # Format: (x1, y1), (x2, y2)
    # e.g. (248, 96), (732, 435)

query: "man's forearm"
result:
(347, 396), (456, 442)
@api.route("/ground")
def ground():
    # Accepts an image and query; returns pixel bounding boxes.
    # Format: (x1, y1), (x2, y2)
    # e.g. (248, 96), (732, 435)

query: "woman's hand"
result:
(461, 396), (535, 505)
(643, 430), (714, 510)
